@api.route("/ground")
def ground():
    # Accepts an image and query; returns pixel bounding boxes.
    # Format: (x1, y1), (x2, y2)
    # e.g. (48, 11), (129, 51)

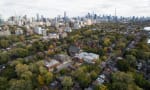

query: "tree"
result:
(10, 48), (29, 58)
(0, 77), (8, 90)
(44, 72), (53, 85)
(103, 37), (111, 46)
(8, 79), (33, 90)
(20, 71), (33, 80)
(0, 66), (17, 79)
(110, 72), (141, 90)
(117, 60), (130, 72)
(62, 76), (73, 90)
(94, 84), (108, 90)
(39, 66), (47, 75)
(73, 67), (91, 88)
(99, 48), (105, 56)
(126, 55), (136, 68)
(134, 73), (150, 90)
(111, 82), (128, 90)
(15, 63), (29, 76)
(29, 63), (38, 73)
(0, 52), (10, 64)
(0, 39), (9, 48)
(90, 71), (98, 80)
(78, 72), (91, 88)
(37, 75), (44, 86)
(127, 84), (142, 90)
(112, 72), (133, 84)
(32, 41), (44, 52)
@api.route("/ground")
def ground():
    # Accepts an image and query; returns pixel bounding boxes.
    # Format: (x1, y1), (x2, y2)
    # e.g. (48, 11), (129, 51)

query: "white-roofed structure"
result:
(75, 52), (99, 64)
(49, 33), (59, 39)
(144, 27), (150, 31)
(148, 39), (150, 44)
(45, 59), (60, 71)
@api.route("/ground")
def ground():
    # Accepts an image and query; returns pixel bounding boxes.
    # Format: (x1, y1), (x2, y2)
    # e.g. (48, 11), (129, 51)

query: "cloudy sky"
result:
(0, 0), (150, 19)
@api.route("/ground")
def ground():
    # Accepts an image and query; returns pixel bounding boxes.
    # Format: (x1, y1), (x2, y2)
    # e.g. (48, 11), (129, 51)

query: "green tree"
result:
(29, 63), (38, 73)
(111, 82), (128, 90)
(44, 72), (53, 85)
(110, 72), (142, 90)
(15, 63), (29, 76)
(8, 79), (33, 90)
(10, 48), (29, 58)
(90, 71), (98, 80)
(117, 60), (130, 72)
(0, 66), (17, 79)
(0, 77), (8, 90)
(112, 72), (133, 84)
(94, 84), (108, 90)
(126, 55), (136, 68)
(62, 76), (73, 90)
(134, 73), (150, 90)
(0, 39), (9, 48)
(0, 52), (10, 64)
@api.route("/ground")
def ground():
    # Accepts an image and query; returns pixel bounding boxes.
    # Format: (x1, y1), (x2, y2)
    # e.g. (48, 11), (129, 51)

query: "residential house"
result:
(54, 54), (71, 63)
(95, 74), (106, 85)
(67, 45), (80, 56)
(54, 54), (72, 71)
(45, 59), (60, 71)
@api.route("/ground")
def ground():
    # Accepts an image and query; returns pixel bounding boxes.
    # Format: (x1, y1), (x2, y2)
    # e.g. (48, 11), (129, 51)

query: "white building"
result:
(15, 28), (23, 35)
(45, 59), (60, 71)
(144, 27), (150, 31)
(0, 30), (11, 36)
(34, 26), (46, 35)
(75, 52), (99, 64)
(148, 39), (150, 44)
(64, 27), (72, 32)
(73, 22), (81, 30)
(60, 32), (68, 38)
(84, 19), (93, 26)
(49, 33), (59, 39)
(96, 74), (106, 85)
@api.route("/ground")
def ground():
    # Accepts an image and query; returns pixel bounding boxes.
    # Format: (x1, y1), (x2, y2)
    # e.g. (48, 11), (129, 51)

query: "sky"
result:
(0, 0), (150, 19)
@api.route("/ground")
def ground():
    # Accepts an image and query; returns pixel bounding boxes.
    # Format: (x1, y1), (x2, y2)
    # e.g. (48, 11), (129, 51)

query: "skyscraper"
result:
(64, 11), (66, 19)
(114, 8), (117, 22)
(0, 14), (3, 25)
(64, 11), (67, 25)
(36, 13), (40, 22)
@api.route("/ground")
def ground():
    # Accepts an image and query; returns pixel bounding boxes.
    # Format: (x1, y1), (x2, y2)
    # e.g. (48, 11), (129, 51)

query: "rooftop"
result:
(147, 39), (150, 44)
(144, 27), (150, 31)
(45, 59), (60, 67)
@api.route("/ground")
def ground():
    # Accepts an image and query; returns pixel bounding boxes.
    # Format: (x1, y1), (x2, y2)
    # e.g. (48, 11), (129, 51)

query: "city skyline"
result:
(0, 0), (150, 19)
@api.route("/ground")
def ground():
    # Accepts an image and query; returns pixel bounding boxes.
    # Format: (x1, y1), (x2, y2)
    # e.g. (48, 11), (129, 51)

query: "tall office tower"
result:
(64, 11), (67, 25)
(114, 8), (117, 22)
(23, 15), (27, 20)
(64, 11), (66, 19)
(0, 14), (2, 25)
(36, 13), (40, 22)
